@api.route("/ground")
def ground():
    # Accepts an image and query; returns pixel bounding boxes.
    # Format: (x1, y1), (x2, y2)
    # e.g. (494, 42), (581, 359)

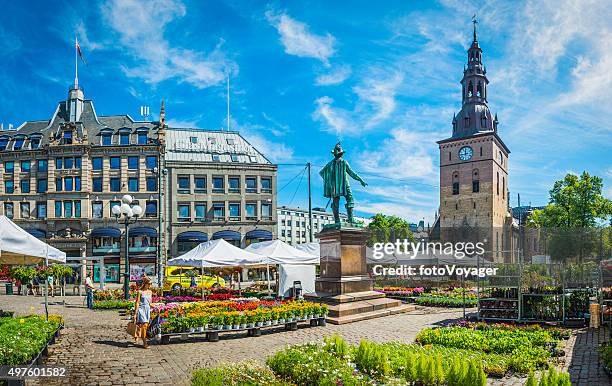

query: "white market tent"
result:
(293, 242), (320, 258)
(167, 238), (266, 267)
(0, 215), (66, 265)
(245, 240), (319, 265)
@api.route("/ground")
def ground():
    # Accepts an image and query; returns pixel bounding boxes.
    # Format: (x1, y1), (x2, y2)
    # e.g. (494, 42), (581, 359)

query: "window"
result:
(120, 131), (130, 145)
(195, 203), (206, 221)
(20, 160), (31, 172)
(55, 178), (62, 192)
(137, 131), (148, 145)
(146, 177), (157, 192)
(102, 132), (112, 146)
(5, 179), (14, 193)
(13, 137), (25, 150)
(230, 154), (239, 162)
(228, 177), (240, 193)
(496, 172), (500, 195)
(261, 203), (272, 220)
(110, 177), (121, 192)
(128, 156), (139, 170)
(92, 157), (103, 171)
(64, 177), (73, 192)
(75, 176), (81, 191)
(64, 201), (73, 218)
(281, 220), (285, 226)
(128, 177), (139, 192)
(452, 182), (459, 195)
(212, 176), (224, 193)
(178, 204), (190, 221)
(177, 176), (190, 193)
(64, 157), (74, 169)
(472, 180), (480, 193)
(54, 201), (61, 218)
(63, 131), (73, 144)
(75, 157), (82, 169)
(261, 178), (272, 193)
(245, 177), (257, 193)
(246, 203), (257, 220)
(145, 155), (157, 170)
(92, 177), (103, 192)
(110, 201), (120, 215)
(145, 201), (157, 217)
(55, 158), (63, 170)
(281, 230), (285, 237)
(229, 203), (240, 220)
(212, 153), (220, 162)
(502, 176), (505, 199)
(212, 202), (224, 220)
(190, 136), (198, 144)
(4, 202), (13, 218)
(20, 179), (30, 193)
(227, 138), (235, 145)
(110, 157), (121, 170)
(37, 159), (48, 172)
(36, 179), (47, 193)
(249, 155), (258, 163)
(20, 203), (30, 218)
(36, 202), (46, 219)
(92, 202), (103, 218)
(30, 137), (40, 149)
(0, 138), (7, 151)
(194, 176), (206, 193)
(74, 201), (81, 217)
(4, 161), (14, 173)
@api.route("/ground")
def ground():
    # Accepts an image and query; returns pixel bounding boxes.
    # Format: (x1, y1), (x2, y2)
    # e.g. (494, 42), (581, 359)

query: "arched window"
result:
(452, 172), (459, 195)
(477, 82), (482, 97)
(502, 176), (505, 200)
(472, 169), (479, 193)
(496, 172), (500, 195)
(481, 113), (487, 128)
(468, 81), (473, 97)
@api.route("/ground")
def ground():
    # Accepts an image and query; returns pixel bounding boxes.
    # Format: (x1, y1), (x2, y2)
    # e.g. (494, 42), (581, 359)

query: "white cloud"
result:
(102, 0), (233, 89)
(357, 201), (432, 223)
(315, 65), (351, 85)
(312, 71), (403, 137)
(266, 10), (335, 66)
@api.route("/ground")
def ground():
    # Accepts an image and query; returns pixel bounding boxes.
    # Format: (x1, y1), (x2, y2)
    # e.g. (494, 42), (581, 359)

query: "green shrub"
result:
(0, 315), (62, 365)
(92, 300), (134, 310)
(191, 361), (286, 386)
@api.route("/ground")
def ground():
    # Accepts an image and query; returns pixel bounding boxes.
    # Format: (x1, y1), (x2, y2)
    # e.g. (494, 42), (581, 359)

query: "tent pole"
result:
(201, 265), (204, 300)
(266, 264), (271, 295)
(44, 256), (49, 322)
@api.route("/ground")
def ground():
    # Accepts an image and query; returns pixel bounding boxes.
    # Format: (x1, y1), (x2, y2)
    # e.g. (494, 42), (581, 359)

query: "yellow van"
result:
(163, 266), (225, 291)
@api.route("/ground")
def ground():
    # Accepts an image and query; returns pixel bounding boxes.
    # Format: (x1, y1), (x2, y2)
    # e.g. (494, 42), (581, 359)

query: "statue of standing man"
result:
(320, 143), (367, 224)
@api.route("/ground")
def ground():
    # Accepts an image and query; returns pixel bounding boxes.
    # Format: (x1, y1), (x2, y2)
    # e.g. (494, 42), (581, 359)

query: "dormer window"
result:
(136, 128), (148, 145)
(481, 114), (487, 127)
(63, 131), (73, 145)
(227, 138), (235, 145)
(230, 154), (239, 162)
(13, 136), (25, 150)
(101, 129), (113, 146)
(30, 136), (41, 149)
(208, 137), (216, 145)
(119, 129), (130, 145)
(0, 137), (8, 151)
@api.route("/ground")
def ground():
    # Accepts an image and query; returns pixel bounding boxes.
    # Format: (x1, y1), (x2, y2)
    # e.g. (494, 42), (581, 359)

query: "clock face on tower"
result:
(459, 146), (473, 161)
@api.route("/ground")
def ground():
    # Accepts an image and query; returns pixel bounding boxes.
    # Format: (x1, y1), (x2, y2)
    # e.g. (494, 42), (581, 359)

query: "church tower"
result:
(437, 20), (512, 262)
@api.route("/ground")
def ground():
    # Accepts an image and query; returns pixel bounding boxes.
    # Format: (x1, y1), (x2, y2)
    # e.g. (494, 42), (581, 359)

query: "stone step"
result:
(326, 304), (415, 325)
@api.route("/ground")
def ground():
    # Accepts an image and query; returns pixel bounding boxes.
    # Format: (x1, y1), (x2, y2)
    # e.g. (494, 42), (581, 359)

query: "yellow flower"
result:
(19, 319), (25, 324)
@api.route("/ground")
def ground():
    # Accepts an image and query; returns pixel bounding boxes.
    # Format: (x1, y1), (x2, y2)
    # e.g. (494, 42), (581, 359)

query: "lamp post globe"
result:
(121, 194), (133, 204)
(111, 205), (121, 216)
(132, 205), (143, 217)
(120, 203), (131, 215)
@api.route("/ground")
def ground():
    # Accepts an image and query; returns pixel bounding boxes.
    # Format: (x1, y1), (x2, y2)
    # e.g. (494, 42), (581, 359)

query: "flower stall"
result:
(149, 299), (328, 343)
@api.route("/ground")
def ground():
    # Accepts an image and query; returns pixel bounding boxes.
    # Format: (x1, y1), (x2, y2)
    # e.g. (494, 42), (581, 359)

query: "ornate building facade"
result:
(0, 83), (277, 283)
(436, 23), (517, 262)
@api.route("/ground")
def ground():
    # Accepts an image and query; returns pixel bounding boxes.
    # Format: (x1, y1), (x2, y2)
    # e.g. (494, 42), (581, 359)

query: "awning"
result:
(26, 228), (46, 239)
(245, 229), (272, 240)
(129, 227), (157, 237)
(91, 227), (121, 238)
(177, 231), (208, 242)
(212, 230), (241, 241)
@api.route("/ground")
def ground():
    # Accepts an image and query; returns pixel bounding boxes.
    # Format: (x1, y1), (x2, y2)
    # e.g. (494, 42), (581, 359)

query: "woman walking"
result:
(133, 276), (152, 348)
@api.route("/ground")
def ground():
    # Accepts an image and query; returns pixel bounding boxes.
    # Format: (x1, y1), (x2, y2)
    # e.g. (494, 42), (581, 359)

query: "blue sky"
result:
(0, 0), (610, 224)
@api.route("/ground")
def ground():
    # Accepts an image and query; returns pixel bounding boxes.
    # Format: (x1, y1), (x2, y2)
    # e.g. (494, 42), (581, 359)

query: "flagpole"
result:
(74, 37), (78, 88)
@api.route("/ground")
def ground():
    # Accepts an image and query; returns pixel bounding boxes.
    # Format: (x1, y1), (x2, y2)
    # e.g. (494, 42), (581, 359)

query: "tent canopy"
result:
(293, 242), (320, 258)
(245, 239), (319, 265)
(0, 216), (66, 264)
(167, 238), (266, 268)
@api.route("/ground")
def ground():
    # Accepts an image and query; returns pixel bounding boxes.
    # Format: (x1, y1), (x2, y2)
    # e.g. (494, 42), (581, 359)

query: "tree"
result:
(528, 172), (612, 261)
(367, 213), (414, 245)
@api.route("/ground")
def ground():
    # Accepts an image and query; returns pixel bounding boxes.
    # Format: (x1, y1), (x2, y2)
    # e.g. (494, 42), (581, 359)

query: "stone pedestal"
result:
(305, 226), (414, 324)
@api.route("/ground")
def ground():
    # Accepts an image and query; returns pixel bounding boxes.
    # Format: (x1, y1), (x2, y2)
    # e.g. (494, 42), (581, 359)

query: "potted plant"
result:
(239, 315), (247, 329)
(255, 313), (263, 327)
(278, 310), (286, 324)
(222, 314), (232, 330)
(271, 309), (279, 325)
(245, 312), (255, 328)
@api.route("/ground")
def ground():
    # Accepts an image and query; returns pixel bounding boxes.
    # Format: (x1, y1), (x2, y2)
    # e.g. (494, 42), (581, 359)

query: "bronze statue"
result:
(320, 143), (367, 224)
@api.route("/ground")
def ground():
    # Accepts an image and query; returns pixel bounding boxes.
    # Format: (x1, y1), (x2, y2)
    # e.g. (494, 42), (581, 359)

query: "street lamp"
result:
(112, 194), (142, 300)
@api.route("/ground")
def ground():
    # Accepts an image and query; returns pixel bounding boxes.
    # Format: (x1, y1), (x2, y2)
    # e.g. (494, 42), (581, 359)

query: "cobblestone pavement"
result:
(1, 295), (609, 386)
